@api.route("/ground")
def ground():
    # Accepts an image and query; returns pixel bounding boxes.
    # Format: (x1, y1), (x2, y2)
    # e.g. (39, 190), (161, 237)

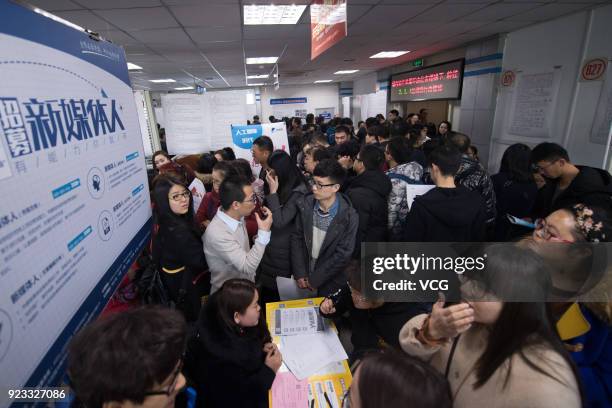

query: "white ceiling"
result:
(26, 0), (608, 91)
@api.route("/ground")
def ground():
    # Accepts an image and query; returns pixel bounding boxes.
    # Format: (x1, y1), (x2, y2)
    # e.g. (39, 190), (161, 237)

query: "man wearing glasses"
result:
(204, 177), (273, 294)
(531, 142), (612, 219)
(68, 306), (188, 408)
(292, 159), (358, 296)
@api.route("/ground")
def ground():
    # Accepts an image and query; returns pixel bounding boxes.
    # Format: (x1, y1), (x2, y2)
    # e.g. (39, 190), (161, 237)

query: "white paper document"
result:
(276, 276), (314, 301)
(274, 306), (325, 336)
(281, 329), (349, 380)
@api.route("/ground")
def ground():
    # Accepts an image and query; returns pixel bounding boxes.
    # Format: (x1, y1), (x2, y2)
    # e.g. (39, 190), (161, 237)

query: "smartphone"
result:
(506, 214), (536, 229)
(257, 206), (268, 220)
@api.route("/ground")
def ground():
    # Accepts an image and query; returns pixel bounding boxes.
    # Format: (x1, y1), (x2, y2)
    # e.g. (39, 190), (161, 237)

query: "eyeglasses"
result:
(531, 160), (557, 172)
(313, 182), (338, 190)
(143, 358), (184, 397)
(534, 218), (573, 243)
(169, 191), (190, 202)
(241, 194), (257, 204)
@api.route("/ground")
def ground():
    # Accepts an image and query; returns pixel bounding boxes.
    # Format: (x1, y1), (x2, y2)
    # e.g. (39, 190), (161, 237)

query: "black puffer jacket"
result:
(344, 170), (392, 257)
(258, 183), (310, 289)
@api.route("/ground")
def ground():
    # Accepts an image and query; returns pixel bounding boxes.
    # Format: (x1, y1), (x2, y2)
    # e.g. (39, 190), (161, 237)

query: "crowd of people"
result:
(66, 110), (611, 408)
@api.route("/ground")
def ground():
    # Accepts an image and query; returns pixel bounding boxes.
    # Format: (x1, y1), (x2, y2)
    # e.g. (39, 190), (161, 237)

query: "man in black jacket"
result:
(531, 142), (612, 218)
(344, 144), (392, 257)
(404, 145), (487, 242)
(292, 159), (358, 296)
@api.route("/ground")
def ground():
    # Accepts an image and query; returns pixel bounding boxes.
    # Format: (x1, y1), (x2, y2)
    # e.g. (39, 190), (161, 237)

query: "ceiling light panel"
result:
(314, 80), (332, 83)
(246, 57), (278, 64)
(247, 74), (269, 79)
(334, 70), (359, 74)
(244, 5), (307, 25)
(370, 51), (410, 59)
(149, 79), (176, 83)
(127, 62), (143, 70)
(174, 87), (194, 90)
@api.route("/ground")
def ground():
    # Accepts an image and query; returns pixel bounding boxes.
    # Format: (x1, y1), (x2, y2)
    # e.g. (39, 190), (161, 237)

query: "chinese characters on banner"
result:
(310, 0), (347, 60)
(389, 60), (465, 102)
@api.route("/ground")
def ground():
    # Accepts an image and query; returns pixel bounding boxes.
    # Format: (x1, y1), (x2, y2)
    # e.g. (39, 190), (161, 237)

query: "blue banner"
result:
(270, 97), (307, 105)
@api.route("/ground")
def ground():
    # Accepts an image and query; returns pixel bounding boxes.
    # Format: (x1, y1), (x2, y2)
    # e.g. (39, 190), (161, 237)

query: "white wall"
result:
(490, 5), (612, 171)
(260, 84), (340, 121)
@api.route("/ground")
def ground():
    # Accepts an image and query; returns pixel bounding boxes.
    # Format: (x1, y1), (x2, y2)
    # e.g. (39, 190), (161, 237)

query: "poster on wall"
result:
(507, 71), (561, 138)
(231, 122), (289, 177)
(162, 90), (256, 154)
(0, 1), (151, 402)
(310, 0), (347, 60)
(589, 65), (612, 145)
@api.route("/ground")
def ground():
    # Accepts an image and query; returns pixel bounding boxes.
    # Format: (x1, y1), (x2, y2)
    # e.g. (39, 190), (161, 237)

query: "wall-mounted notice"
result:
(231, 122), (289, 177)
(0, 2), (151, 404)
(162, 93), (209, 155)
(162, 90), (256, 154)
(589, 67), (612, 145)
(508, 71), (561, 138)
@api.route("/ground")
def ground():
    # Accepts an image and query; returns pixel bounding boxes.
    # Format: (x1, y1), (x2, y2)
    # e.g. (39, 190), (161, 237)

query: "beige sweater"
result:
(399, 314), (582, 408)
(203, 212), (268, 293)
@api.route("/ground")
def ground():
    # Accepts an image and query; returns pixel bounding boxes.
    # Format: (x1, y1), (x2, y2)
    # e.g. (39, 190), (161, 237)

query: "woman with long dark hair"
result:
(152, 173), (207, 322)
(492, 143), (538, 240)
(258, 150), (310, 302)
(400, 244), (583, 408)
(185, 279), (282, 408)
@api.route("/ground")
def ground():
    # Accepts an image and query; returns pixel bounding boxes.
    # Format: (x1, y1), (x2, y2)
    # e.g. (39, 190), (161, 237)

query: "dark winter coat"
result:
(403, 186), (487, 242)
(532, 165), (612, 219)
(185, 298), (275, 408)
(258, 183), (310, 289)
(291, 193), (358, 296)
(344, 170), (392, 257)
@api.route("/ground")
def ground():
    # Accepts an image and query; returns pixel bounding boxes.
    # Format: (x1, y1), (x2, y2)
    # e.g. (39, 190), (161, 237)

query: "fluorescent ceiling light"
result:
(248, 83), (265, 86)
(247, 74), (269, 79)
(246, 57), (278, 64)
(370, 51), (411, 59)
(314, 80), (332, 83)
(244, 5), (307, 25)
(174, 87), (194, 90)
(334, 70), (359, 74)
(149, 79), (176, 83)
(33, 8), (84, 31)
(127, 62), (143, 70)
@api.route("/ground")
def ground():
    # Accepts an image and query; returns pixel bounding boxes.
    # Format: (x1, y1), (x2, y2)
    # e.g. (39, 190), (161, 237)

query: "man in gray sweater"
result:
(204, 177), (273, 293)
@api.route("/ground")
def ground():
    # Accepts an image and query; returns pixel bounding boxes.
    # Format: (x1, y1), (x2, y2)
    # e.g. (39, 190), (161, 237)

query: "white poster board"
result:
(406, 184), (436, 210)
(0, 1), (151, 398)
(230, 122), (290, 177)
(507, 71), (561, 138)
(162, 90), (256, 154)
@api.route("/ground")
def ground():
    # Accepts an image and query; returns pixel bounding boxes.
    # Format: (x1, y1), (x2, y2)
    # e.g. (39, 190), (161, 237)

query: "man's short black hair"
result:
(196, 152), (217, 174)
(389, 109), (399, 116)
(531, 142), (570, 164)
(359, 144), (385, 171)
(293, 117), (302, 126)
(313, 146), (334, 162)
(367, 125), (388, 141)
(311, 131), (329, 146)
(252, 135), (274, 153)
(313, 158), (346, 185)
(219, 176), (250, 210)
(429, 145), (462, 177)
(365, 117), (378, 127)
(68, 306), (186, 408)
(386, 136), (412, 165)
(268, 115), (276, 122)
(340, 117), (353, 127)
(334, 125), (350, 136)
(335, 140), (360, 159)
(389, 120), (409, 138)
(449, 132), (471, 154)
